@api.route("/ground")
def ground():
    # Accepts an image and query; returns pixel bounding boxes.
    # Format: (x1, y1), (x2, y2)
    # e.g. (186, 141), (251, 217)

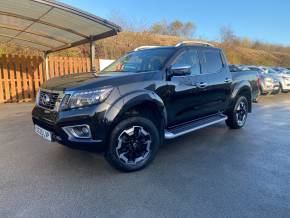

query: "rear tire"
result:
(253, 89), (260, 103)
(226, 96), (249, 129)
(105, 116), (160, 172)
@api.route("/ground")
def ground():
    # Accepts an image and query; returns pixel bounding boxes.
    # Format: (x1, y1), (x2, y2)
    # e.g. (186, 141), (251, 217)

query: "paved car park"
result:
(1, 94), (290, 218)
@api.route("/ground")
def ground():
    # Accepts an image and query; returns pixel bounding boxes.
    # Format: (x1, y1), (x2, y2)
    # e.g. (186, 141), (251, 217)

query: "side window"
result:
(202, 50), (223, 74)
(173, 49), (200, 75)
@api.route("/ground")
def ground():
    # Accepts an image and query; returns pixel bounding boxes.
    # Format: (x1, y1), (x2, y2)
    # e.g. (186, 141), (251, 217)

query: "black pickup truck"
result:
(32, 42), (252, 172)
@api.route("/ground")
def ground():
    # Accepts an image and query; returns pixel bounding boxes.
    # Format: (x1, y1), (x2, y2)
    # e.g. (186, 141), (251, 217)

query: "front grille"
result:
(38, 90), (60, 110)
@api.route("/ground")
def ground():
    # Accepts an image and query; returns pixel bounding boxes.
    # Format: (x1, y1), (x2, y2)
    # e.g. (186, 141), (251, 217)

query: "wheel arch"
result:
(104, 90), (167, 143)
(230, 81), (252, 113)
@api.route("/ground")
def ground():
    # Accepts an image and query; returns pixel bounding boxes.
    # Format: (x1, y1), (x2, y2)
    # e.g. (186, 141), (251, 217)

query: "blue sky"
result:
(61, 0), (290, 45)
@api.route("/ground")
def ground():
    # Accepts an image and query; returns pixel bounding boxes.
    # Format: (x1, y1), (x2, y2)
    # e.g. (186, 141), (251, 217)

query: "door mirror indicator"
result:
(169, 64), (191, 76)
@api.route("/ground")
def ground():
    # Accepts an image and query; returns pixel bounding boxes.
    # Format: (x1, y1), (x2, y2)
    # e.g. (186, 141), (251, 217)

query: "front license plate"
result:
(35, 125), (52, 142)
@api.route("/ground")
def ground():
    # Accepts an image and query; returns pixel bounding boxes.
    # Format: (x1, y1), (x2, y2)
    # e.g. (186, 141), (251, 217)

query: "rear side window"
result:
(201, 50), (224, 74)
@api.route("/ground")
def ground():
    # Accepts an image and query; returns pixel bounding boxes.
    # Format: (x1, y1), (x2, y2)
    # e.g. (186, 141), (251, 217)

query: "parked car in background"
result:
(229, 65), (260, 102)
(230, 65), (251, 71)
(267, 67), (290, 93)
(247, 66), (275, 95)
(271, 77), (282, 94)
(258, 67), (282, 94)
(272, 67), (289, 74)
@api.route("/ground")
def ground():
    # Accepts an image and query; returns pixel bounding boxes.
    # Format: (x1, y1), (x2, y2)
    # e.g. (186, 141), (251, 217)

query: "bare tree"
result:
(150, 20), (196, 38)
(181, 22), (196, 39)
(169, 20), (183, 36)
(150, 21), (169, 35)
(220, 26), (237, 46)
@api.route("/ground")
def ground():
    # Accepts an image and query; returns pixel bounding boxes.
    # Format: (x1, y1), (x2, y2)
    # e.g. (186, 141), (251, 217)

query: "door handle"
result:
(224, 78), (232, 83)
(197, 82), (208, 88)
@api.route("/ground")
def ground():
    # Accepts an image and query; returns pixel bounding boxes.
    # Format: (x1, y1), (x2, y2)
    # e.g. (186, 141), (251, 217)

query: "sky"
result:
(61, 0), (290, 46)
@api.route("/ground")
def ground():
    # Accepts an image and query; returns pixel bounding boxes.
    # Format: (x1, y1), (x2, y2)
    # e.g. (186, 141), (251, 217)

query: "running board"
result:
(164, 114), (228, 139)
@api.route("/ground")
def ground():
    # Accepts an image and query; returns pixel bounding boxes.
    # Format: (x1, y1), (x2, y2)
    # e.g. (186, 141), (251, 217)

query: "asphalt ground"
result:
(0, 94), (290, 217)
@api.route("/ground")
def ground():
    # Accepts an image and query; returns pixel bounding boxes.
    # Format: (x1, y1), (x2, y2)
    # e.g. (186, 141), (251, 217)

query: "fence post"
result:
(90, 40), (96, 72)
(0, 55), (4, 103)
(44, 53), (50, 80)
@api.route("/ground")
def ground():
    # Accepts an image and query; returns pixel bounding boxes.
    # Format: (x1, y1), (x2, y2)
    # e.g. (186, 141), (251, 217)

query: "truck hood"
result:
(270, 73), (290, 79)
(41, 71), (160, 91)
(282, 73), (290, 78)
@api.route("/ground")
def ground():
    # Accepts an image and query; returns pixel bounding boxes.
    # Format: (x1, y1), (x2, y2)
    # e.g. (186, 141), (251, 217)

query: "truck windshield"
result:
(267, 68), (278, 74)
(249, 67), (264, 74)
(101, 48), (175, 73)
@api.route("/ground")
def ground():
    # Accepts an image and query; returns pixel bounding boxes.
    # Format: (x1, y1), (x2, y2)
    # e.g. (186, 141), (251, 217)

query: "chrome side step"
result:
(164, 114), (228, 139)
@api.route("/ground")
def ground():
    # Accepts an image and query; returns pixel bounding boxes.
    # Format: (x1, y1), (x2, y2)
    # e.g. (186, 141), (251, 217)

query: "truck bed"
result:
(231, 70), (259, 101)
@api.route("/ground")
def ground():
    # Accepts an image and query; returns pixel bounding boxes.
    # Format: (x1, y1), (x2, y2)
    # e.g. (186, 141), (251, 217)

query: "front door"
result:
(165, 47), (202, 126)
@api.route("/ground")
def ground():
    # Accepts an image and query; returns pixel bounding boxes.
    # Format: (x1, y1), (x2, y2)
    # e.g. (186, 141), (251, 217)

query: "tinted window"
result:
(268, 69), (278, 74)
(102, 48), (175, 73)
(202, 50), (223, 74)
(173, 49), (200, 75)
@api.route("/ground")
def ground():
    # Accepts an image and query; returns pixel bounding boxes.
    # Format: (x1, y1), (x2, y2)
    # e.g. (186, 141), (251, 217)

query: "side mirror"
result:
(169, 64), (191, 76)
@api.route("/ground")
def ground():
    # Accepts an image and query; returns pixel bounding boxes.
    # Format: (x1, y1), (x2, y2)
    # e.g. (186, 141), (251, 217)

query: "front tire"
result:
(105, 116), (160, 172)
(278, 84), (282, 94)
(226, 96), (249, 129)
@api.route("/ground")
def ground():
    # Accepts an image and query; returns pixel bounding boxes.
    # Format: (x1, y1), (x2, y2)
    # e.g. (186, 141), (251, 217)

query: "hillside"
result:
(1, 32), (290, 66)
(95, 32), (290, 66)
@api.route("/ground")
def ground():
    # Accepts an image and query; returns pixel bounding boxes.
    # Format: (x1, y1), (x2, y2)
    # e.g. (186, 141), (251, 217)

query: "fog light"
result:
(81, 126), (90, 135)
(63, 125), (92, 139)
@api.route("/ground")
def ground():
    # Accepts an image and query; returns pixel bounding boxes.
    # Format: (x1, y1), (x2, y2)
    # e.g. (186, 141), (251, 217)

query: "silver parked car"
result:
(267, 67), (290, 93)
(248, 66), (276, 94)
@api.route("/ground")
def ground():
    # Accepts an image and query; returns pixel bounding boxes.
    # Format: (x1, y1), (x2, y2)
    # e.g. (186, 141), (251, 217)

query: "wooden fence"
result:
(0, 55), (99, 103)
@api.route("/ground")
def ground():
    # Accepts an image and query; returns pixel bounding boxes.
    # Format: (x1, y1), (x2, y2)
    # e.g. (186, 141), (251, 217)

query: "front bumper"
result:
(281, 79), (290, 91)
(261, 83), (274, 93)
(32, 103), (111, 148)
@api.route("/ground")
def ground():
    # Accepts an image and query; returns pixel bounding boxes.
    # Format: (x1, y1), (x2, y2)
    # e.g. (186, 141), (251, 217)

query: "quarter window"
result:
(202, 50), (223, 74)
(173, 49), (201, 75)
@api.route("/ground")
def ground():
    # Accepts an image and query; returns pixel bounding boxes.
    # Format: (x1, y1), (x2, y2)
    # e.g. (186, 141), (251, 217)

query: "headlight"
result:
(61, 87), (113, 110)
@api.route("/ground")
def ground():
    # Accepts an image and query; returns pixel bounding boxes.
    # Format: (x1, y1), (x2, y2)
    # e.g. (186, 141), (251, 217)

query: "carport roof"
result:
(0, 0), (121, 54)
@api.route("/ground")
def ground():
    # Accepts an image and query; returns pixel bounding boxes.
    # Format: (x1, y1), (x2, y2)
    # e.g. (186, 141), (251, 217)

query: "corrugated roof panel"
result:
(0, 15), (33, 29)
(0, 0), (121, 53)
(41, 8), (111, 37)
(0, 28), (19, 37)
(17, 32), (66, 48)
(26, 23), (86, 43)
(0, 35), (11, 43)
(11, 39), (51, 51)
(1, 0), (52, 19)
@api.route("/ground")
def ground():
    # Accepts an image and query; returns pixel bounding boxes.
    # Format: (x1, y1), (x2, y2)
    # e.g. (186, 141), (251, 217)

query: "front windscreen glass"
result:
(249, 67), (264, 74)
(101, 48), (175, 73)
(267, 68), (278, 74)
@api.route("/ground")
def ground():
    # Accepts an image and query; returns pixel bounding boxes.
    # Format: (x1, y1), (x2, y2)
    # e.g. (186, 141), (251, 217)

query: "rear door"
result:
(195, 48), (232, 116)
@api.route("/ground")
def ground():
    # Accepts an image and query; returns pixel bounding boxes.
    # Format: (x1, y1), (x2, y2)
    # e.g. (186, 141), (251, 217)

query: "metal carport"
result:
(0, 0), (121, 78)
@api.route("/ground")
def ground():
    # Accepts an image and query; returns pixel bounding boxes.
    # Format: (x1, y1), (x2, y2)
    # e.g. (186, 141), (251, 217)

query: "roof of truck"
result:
(133, 42), (218, 53)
